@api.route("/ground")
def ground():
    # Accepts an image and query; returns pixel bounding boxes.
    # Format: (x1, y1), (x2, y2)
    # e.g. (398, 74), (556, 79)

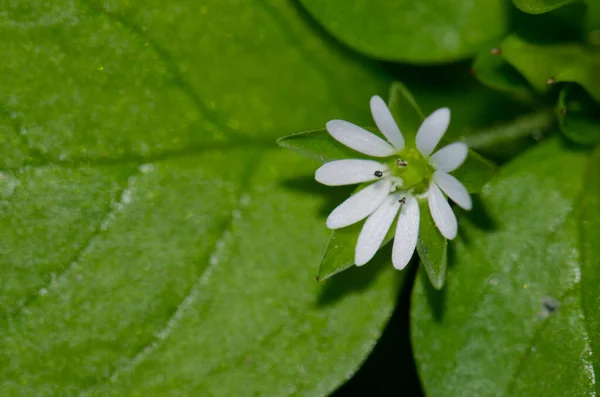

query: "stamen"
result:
(396, 158), (408, 167)
(398, 197), (406, 205)
(374, 170), (383, 178)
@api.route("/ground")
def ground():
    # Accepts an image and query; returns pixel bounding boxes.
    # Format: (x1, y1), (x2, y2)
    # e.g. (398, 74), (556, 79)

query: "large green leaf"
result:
(412, 139), (596, 396)
(0, 0), (404, 395)
(499, 35), (600, 103)
(299, 0), (508, 63)
(580, 147), (600, 396)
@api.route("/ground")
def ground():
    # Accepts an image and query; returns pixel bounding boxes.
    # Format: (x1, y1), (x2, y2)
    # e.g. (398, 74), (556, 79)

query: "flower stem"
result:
(463, 108), (556, 152)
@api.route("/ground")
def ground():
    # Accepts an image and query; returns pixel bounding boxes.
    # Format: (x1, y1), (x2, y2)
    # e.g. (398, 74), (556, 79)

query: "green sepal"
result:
(416, 197), (448, 290)
(387, 81), (424, 146)
(276, 129), (369, 163)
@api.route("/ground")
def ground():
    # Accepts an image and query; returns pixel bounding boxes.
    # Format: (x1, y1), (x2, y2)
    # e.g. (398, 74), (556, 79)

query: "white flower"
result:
(315, 96), (472, 270)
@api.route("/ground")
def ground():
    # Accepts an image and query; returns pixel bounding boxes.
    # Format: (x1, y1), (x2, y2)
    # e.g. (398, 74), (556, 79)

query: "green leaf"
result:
(416, 198), (448, 290)
(299, 0), (508, 63)
(499, 35), (600, 103)
(512, 0), (575, 14)
(557, 85), (600, 145)
(0, 0), (402, 395)
(471, 49), (535, 102)
(580, 146), (600, 395)
(412, 139), (595, 397)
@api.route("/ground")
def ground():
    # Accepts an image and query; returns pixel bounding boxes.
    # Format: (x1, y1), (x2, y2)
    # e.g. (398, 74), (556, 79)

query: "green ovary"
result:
(386, 148), (433, 194)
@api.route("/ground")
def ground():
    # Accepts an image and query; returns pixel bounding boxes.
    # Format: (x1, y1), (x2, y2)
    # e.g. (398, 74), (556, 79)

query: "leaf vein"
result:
(78, 151), (264, 395)
(5, 166), (141, 320)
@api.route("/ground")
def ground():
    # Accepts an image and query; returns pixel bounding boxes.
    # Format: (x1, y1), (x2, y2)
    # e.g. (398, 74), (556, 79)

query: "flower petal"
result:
(355, 193), (402, 266)
(429, 142), (468, 172)
(427, 181), (458, 240)
(315, 159), (387, 186)
(326, 179), (392, 229)
(416, 108), (450, 157)
(326, 120), (396, 157)
(392, 194), (419, 270)
(433, 171), (472, 210)
(370, 95), (405, 149)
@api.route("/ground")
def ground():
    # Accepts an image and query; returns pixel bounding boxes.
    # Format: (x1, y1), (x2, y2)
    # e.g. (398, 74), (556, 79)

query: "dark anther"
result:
(490, 47), (502, 55)
(546, 77), (556, 86)
(398, 197), (406, 204)
(374, 170), (383, 178)
(396, 158), (408, 167)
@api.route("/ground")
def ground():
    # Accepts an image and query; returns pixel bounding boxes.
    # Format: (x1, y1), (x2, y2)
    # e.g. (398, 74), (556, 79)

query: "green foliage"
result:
(299, 0), (508, 62)
(580, 147), (600, 395)
(412, 139), (595, 396)
(557, 85), (600, 145)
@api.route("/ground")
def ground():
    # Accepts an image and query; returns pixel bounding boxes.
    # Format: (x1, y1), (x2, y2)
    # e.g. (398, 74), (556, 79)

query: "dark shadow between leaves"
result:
(316, 243), (397, 307)
(281, 175), (353, 218)
(421, 265), (446, 322)
(332, 259), (424, 397)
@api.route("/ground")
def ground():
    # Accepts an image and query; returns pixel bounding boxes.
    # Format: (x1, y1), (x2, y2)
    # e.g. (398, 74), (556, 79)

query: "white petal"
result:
(326, 179), (392, 229)
(430, 142), (468, 172)
(433, 171), (472, 210)
(416, 108), (450, 157)
(355, 193), (402, 266)
(315, 159), (387, 186)
(428, 182), (458, 240)
(392, 194), (419, 270)
(370, 95), (405, 149)
(326, 120), (396, 157)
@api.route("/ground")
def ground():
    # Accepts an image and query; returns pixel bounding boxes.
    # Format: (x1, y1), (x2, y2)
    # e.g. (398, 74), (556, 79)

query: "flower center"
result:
(386, 148), (432, 194)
